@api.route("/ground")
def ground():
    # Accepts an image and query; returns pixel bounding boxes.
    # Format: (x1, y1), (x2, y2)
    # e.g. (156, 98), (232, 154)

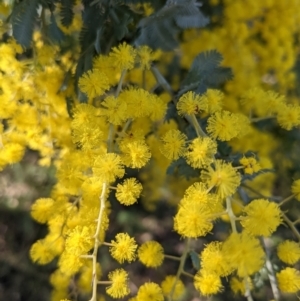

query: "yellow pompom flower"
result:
(206, 110), (240, 141)
(72, 122), (104, 149)
(137, 45), (155, 70)
(277, 267), (300, 293)
(50, 270), (70, 290)
(31, 198), (55, 223)
(148, 94), (167, 121)
(65, 226), (93, 256)
(110, 42), (136, 71)
(116, 178), (143, 205)
(200, 241), (231, 276)
(185, 137), (217, 168)
(100, 95), (128, 125)
(120, 140), (151, 168)
(277, 104), (300, 130)
(239, 156), (261, 174)
(177, 91), (208, 116)
(174, 197), (215, 238)
(118, 87), (151, 118)
(161, 276), (185, 300)
(194, 270), (223, 296)
(109, 233), (138, 263)
(203, 89), (224, 114)
(277, 240), (300, 265)
(93, 153), (125, 183)
(71, 103), (98, 127)
(0, 142), (25, 166)
(106, 269), (130, 298)
(138, 241), (164, 268)
(30, 239), (56, 264)
(160, 129), (187, 160)
(222, 232), (265, 277)
(78, 69), (110, 99)
(201, 160), (241, 199)
(136, 282), (164, 301)
(240, 199), (282, 237)
(291, 179), (300, 201)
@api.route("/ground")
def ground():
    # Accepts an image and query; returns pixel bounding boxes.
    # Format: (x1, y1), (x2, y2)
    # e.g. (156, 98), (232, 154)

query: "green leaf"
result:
(47, 12), (66, 43)
(179, 50), (233, 96)
(189, 250), (200, 270)
(166, 157), (199, 179)
(181, 50), (223, 87)
(135, 0), (209, 50)
(60, 0), (75, 27)
(10, 0), (39, 48)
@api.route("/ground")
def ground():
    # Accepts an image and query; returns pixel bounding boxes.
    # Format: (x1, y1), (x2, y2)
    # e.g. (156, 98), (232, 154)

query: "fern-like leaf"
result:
(10, 0), (39, 48)
(60, 0), (74, 27)
(179, 50), (233, 95)
(48, 12), (66, 43)
(135, 0), (209, 50)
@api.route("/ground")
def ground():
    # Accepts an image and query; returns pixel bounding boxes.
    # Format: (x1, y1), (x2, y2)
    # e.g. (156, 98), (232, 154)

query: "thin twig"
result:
(168, 239), (190, 301)
(261, 238), (280, 301)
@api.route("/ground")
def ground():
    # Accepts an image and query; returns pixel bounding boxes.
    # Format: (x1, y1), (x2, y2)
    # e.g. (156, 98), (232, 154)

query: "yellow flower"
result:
(160, 129), (187, 160)
(222, 232), (265, 277)
(182, 182), (223, 214)
(30, 239), (56, 264)
(201, 160), (241, 199)
(200, 241), (231, 276)
(93, 153), (125, 183)
(100, 95), (128, 125)
(277, 240), (300, 265)
(71, 103), (98, 128)
(203, 89), (224, 114)
(78, 69), (110, 99)
(239, 156), (261, 174)
(177, 91), (208, 116)
(65, 226), (93, 256)
(174, 196), (215, 238)
(185, 137), (217, 168)
(120, 140), (151, 168)
(240, 199), (282, 237)
(110, 42), (136, 71)
(72, 121), (104, 149)
(93, 54), (119, 86)
(148, 94), (167, 121)
(137, 45), (154, 70)
(110, 233), (138, 263)
(118, 87), (151, 118)
(31, 198), (55, 223)
(116, 178), (143, 205)
(136, 282), (164, 301)
(262, 90), (286, 115)
(106, 269), (130, 298)
(277, 104), (300, 130)
(138, 241), (164, 268)
(206, 110), (240, 141)
(0, 142), (24, 168)
(194, 270), (223, 296)
(161, 276), (185, 300)
(277, 267), (300, 293)
(50, 270), (70, 290)
(291, 179), (300, 201)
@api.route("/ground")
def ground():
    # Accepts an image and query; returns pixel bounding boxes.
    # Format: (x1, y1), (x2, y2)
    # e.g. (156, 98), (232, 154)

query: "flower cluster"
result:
(2, 1), (300, 301)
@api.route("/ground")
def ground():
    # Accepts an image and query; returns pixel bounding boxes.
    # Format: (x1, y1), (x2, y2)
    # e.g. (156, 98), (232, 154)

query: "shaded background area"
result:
(0, 151), (55, 301)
